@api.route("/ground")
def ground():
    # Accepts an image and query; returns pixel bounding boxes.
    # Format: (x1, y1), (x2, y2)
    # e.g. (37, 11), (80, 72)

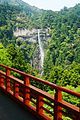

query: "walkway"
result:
(0, 90), (38, 120)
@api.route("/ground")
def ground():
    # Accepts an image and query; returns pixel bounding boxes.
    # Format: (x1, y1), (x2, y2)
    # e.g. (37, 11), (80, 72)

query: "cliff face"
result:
(14, 28), (37, 37)
(14, 28), (51, 42)
(14, 28), (51, 72)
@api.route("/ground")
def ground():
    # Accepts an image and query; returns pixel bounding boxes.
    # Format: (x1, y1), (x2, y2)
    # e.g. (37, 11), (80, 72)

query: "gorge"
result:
(14, 28), (50, 74)
(0, 0), (80, 98)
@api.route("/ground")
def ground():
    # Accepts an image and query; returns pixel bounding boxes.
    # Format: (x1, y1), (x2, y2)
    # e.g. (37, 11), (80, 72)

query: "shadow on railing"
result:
(0, 64), (80, 120)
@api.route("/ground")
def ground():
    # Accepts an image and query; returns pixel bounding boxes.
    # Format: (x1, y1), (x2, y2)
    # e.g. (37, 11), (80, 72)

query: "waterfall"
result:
(38, 29), (44, 71)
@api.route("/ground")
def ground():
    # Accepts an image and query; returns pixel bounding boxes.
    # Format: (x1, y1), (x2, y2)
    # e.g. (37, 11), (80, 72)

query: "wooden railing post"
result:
(54, 89), (62, 120)
(0, 75), (4, 87)
(24, 76), (30, 106)
(6, 68), (11, 92)
(14, 82), (19, 98)
(36, 95), (44, 115)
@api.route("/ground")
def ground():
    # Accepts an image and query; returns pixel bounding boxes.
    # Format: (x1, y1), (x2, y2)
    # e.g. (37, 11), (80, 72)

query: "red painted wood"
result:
(24, 76), (30, 106)
(0, 64), (80, 120)
(0, 64), (80, 97)
(14, 82), (19, 98)
(36, 95), (44, 114)
(54, 90), (62, 120)
(6, 68), (11, 92)
(0, 64), (80, 96)
(0, 76), (4, 87)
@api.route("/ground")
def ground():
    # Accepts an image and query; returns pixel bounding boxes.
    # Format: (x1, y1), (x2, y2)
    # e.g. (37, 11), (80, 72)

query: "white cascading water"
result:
(38, 29), (44, 71)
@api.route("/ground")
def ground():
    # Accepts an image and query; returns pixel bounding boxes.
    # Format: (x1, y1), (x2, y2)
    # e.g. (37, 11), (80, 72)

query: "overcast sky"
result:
(23, 0), (80, 11)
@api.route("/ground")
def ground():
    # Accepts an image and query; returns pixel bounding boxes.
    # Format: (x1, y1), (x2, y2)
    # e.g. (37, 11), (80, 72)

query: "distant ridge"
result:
(0, 0), (31, 6)
(0, 0), (42, 15)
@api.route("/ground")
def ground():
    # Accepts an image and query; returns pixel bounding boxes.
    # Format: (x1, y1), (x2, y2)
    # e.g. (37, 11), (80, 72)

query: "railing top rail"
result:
(0, 64), (80, 98)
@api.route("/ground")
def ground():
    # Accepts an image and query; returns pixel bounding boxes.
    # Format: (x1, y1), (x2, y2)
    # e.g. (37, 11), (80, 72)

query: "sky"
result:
(23, 0), (80, 11)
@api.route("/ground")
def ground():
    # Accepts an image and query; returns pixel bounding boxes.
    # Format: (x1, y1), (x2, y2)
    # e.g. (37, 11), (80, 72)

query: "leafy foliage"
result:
(0, 1), (80, 88)
(44, 4), (80, 87)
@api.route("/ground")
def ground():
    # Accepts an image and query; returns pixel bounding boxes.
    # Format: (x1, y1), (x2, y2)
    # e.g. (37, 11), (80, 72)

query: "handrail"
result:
(0, 64), (80, 120)
(0, 64), (80, 97)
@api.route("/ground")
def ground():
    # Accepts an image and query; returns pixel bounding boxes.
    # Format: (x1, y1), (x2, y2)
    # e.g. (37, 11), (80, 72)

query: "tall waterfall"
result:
(38, 29), (44, 70)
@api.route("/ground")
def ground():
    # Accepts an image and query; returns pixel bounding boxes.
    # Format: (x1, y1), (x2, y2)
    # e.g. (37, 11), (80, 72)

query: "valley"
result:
(0, 0), (80, 97)
(0, 0), (80, 119)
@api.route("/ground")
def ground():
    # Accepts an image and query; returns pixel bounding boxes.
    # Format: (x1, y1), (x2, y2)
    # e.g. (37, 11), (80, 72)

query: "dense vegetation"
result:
(0, 4), (38, 75)
(0, 1), (80, 119)
(44, 5), (80, 87)
(0, 1), (80, 89)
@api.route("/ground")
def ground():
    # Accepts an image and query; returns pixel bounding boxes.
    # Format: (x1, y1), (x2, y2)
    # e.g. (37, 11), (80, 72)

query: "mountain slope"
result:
(44, 4), (80, 87)
(0, 1), (80, 87)
(0, 0), (55, 28)
(0, 0), (32, 7)
(0, 0), (42, 16)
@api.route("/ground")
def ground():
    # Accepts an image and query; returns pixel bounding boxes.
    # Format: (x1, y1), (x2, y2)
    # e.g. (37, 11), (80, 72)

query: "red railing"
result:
(0, 64), (80, 120)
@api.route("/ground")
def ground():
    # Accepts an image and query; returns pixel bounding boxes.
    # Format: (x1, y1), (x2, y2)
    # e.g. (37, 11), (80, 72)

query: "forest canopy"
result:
(0, 3), (80, 88)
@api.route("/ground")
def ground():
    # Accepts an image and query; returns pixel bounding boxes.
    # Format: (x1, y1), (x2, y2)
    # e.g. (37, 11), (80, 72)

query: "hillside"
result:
(0, 0), (55, 28)
(0, 0), (28, 5)
(0, 0), (42, 16)
(0, 2), (80, 120)
(44, 4), (80, 87)
(0, 0), (80, 88)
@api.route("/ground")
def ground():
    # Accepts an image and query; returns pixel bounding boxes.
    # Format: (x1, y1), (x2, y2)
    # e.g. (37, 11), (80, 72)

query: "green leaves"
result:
(0, 43), (12, 66)
(43, 4), (80, 87)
